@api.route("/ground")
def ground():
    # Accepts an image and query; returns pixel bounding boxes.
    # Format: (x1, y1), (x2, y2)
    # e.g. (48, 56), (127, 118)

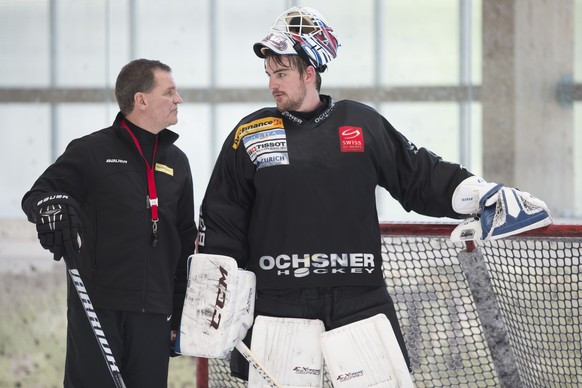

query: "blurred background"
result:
(0, 0), (581, 386)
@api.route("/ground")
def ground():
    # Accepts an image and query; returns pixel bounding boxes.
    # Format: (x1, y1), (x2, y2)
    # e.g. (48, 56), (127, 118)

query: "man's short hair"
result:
(264, 52), (322, 92)
(115, 59), (172, 115)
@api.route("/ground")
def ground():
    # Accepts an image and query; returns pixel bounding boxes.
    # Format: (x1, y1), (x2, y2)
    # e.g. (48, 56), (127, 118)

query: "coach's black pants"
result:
(64, 305), (171, 388)
(230, 285), (411, 381)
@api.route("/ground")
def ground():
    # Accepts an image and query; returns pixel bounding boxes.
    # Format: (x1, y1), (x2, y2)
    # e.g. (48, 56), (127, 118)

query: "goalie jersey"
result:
(198, 95), (472, 290)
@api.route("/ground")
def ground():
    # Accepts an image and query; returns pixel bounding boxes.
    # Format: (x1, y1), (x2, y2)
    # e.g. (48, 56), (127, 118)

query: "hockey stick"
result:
(235, 340), (282, 388)
(64, 256), (127, 388)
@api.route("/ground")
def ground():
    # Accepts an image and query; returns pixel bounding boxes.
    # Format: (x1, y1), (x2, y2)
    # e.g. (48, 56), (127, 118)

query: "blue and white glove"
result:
(451, 177), (552, 242)
(34, 193), (81, 261)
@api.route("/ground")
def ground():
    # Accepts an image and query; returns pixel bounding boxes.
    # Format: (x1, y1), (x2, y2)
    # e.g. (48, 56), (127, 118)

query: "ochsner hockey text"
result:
(259, 252), (376, 278)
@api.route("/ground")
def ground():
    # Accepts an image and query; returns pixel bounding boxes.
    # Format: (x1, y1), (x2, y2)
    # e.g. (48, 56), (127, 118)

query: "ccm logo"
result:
(210, 266), (228, 329)
(339, 126), (364, 152)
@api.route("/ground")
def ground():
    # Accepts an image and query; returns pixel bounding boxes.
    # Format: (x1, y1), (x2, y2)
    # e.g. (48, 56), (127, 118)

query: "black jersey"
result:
(199, 95), (471, 290)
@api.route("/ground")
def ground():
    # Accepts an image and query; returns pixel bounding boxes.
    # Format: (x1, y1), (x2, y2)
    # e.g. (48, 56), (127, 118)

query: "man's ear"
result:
(134, 92), (147, 111)
(305, 65), (317, 84)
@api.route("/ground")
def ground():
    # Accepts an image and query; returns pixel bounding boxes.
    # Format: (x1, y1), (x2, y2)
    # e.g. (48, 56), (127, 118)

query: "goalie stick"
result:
(235, 340), (282, 388)
(64, 256), (126, 388)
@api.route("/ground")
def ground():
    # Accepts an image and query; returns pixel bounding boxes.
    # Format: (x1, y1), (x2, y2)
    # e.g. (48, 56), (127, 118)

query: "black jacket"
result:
(22, 112), (196, 315)
(199, 96), (471, 290)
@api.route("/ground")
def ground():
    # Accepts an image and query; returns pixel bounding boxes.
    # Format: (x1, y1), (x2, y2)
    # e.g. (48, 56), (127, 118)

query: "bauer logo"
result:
(36, 194), (68, 206)
(69, 269), (120, 373)
(338, 126), (364, 152)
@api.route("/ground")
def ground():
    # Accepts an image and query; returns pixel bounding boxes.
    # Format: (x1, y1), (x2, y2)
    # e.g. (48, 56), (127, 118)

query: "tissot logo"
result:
(338, 126), (364, 152)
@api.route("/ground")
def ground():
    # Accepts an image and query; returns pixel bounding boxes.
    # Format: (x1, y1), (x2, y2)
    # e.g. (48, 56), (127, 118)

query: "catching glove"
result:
(451, 178), (552, 242)
(34, 193), (81, 261)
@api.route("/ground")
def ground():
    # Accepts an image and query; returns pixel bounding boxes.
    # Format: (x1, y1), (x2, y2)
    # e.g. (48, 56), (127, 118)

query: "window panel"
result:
(133, 0), (209, 87)
(0, 0), (50, 86)
(382, 0), (459, 86)
(55, 1), (113, 86)
(214, 0), (286, 87)
(0, 104), (51, 216)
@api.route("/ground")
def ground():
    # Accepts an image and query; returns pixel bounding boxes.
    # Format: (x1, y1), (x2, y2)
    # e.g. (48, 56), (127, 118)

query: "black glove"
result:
(34, 193), (81, 262)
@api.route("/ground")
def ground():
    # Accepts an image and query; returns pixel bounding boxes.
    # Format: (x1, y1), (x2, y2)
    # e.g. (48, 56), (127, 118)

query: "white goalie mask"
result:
(253, 7), (341, 72)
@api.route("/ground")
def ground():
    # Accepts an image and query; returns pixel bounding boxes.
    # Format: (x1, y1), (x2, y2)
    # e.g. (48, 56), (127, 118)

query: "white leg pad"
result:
(249, 316), (325, 388)
(321, 314), (413, 388)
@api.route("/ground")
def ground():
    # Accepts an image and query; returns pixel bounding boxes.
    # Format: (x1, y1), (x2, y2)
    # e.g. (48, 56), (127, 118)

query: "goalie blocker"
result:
(174, 253), (256, 358)
(176, 254), (284, 387)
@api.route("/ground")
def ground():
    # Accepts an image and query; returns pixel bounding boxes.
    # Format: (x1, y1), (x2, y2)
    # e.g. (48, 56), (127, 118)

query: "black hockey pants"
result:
(64, 305), (171, 388)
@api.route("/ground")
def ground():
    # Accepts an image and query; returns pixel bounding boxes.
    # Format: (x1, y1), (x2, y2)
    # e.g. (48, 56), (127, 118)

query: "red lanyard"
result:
(121, 120), (160, 247)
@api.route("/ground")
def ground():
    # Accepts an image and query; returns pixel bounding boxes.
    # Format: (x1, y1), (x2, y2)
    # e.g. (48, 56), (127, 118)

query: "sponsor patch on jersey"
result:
(243, 128), (289, 169)
(155, 163), (174, 176)
(338, 126), (365, 152)
(232, 117), (284, 150)
(258, 252), (377, 278)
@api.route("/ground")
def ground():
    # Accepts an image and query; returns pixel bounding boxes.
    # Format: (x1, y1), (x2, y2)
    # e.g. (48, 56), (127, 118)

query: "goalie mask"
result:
(253, 7), (341, 73)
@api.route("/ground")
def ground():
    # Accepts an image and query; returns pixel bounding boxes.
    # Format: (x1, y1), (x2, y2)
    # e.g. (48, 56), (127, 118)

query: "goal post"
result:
(194, 223), (582, 388)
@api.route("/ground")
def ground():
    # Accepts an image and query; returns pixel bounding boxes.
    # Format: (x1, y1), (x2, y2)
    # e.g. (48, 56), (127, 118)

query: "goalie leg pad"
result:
(320, 314), (414, 388)
(175, 253), (256, 358)
(248, 316), (325, 388)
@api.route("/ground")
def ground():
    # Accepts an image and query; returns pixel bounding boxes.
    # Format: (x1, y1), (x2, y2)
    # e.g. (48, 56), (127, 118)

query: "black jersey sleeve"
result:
(374, 116), (473, 219)
(198, 127), (256, 268)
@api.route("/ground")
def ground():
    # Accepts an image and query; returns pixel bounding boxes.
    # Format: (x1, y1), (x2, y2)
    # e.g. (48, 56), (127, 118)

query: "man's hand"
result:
(34, 193), (81, 261)
(451, 187), (552, 242)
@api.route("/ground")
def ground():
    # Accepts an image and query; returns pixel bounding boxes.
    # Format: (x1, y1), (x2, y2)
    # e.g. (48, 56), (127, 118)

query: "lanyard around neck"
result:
(121, 120), (160, 247)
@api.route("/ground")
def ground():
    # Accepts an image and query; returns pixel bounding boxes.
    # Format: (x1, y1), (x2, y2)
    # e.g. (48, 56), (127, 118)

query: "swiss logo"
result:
(338, 126), (364, 152)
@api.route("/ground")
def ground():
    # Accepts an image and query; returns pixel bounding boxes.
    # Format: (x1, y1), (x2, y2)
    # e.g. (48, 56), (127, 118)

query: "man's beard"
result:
(275, 82), (306, 112)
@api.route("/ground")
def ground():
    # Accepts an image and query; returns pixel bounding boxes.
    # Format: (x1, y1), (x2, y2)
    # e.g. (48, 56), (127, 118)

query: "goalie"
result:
(194, 5), (551, 386)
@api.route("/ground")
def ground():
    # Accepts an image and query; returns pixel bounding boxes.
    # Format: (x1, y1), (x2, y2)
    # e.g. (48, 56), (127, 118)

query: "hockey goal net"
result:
(194, 223), (582, 388)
